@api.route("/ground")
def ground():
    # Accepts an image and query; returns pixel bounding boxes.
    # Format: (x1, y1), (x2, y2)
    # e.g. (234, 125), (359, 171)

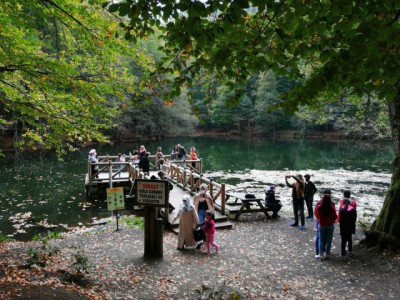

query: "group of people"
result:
(88, 144), (199, 178)
(283, 174), (357, 261)
(314, 189), (357, 260)
(170, 144), (198, 168)
(173, 184), (219, 254)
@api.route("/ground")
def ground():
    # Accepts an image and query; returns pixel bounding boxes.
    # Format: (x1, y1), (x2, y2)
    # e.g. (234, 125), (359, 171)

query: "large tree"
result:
(109, 0), (400, 250)
(0, 0), (152, 155)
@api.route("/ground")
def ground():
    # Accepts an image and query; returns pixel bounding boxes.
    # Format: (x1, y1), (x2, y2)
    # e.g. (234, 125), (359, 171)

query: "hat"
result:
(89, 149), (96, 155)
(270, 185), (276, 191)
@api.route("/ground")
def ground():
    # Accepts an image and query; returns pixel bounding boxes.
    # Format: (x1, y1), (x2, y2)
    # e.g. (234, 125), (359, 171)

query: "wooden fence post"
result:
(221, 183), (226, 215)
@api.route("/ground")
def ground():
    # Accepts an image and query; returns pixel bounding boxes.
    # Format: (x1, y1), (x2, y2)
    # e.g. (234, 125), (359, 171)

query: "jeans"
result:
(198, 209), (206, 230)
(292, 198), (305, 226)
(315, 221), (320, 255)
(319, 224), (335, 255)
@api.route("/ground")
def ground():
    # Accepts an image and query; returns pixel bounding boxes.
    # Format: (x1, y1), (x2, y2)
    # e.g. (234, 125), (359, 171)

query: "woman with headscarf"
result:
(173, 195), (199, 250)
(138, 145), (146, 161)
(193, 184), (215, 228)
(88, 149), (99, 178)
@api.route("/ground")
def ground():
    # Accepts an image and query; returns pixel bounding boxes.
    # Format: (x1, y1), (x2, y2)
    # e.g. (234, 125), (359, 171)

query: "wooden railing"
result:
(162, 162), (226, 215)
(88, 155), (225, 214)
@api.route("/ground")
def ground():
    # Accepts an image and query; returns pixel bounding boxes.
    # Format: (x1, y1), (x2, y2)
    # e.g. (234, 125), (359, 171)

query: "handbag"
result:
(193, 227), (206, 242)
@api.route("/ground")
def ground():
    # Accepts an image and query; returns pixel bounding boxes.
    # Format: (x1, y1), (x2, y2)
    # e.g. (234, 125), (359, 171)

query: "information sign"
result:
(106, 187), (125, 211)
(135, 179), (169, 207)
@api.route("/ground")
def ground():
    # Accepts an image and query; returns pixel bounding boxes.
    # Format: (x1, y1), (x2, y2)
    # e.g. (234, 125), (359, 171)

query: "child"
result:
(339, 199), (357, 260)
(203, 210), (219, 254)
(337, 190), (357, 222)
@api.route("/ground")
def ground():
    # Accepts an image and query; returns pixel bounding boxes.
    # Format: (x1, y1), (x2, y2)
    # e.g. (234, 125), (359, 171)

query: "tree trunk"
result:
(363, 88), (400, 251)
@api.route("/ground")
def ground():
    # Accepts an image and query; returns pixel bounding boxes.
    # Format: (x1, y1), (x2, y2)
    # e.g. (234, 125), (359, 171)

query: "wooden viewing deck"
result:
(84, 154), (272, 231)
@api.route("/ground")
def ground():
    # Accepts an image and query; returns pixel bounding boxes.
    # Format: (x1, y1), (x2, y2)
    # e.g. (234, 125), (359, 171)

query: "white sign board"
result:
(135, 179), (169, 207)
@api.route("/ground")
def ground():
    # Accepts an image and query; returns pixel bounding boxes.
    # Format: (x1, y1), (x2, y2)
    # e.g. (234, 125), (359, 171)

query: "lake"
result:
(0, 137), (394, 240)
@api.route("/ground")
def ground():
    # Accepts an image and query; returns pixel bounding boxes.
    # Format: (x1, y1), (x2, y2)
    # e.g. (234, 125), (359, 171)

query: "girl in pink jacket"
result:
(203, 210), (219, 254)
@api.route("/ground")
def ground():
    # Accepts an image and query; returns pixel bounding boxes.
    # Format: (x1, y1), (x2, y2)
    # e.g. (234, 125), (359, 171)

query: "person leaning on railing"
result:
(88, 149), (99, 178)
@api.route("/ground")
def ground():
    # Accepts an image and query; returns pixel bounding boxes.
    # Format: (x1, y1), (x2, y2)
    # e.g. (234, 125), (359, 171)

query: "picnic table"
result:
(226, 192), (272, 221)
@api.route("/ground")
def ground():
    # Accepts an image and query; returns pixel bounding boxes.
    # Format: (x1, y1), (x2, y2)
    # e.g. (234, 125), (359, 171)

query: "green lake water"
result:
(0, 137), (394, 240)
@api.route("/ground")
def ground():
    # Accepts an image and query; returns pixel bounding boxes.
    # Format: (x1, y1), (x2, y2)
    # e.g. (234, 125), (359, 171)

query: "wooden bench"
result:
(226, 192), (272, 221)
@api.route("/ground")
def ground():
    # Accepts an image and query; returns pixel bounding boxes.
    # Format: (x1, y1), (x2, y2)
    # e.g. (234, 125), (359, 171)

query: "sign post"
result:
(106, 187), (125, 231)
(135, 179), (169, 259)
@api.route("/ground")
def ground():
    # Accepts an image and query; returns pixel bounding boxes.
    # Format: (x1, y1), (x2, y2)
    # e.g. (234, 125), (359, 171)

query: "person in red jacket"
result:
(314, 194), (337, 260)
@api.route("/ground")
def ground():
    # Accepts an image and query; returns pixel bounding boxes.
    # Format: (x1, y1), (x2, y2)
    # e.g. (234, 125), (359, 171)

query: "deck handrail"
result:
(87, 155), (225, 214)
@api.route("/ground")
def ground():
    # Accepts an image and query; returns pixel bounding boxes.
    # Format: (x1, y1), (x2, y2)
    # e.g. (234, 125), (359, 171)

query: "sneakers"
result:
(315, 254), (320, 259)
(320, 252), (326, 260)
(290, 223), (299, 227)
(299, 225), (305, 230)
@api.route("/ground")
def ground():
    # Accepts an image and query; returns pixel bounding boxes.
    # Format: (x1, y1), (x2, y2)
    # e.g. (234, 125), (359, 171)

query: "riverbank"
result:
(1, 212), (399, 299)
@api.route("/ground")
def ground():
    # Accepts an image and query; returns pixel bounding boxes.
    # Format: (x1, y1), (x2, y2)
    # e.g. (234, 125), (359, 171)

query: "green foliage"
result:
(121, 215), (144, 229)
(70, 246), (92, 278)
(47, 231), (63, 240)
(109, 0), (399, 110)
(0, 0), (152, 155)
(27, 234), (60, 267)
(0, 235), (12, 242)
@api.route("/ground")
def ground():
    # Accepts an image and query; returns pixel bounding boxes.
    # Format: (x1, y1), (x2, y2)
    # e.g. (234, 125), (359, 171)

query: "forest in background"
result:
(110, 33), (391, 142)
(0, 1), (391, 158)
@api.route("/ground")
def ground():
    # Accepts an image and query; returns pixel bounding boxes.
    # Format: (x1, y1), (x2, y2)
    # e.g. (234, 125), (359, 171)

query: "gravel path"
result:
(1, 213), (399, 299)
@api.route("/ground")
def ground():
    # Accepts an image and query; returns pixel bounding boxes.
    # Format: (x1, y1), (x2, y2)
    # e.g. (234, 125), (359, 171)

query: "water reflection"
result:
(0, 137), (393, 240)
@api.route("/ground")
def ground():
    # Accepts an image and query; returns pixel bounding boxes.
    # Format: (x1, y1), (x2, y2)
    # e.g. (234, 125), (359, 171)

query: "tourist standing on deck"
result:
(177, 144), (186, 167)
(170, 145), (179, 161)
(314, 194), (337, 260)
(285, 174), (306, 229)
(173, 195), (199, 250)
(189, 147), (198, 169)
(138, 152), (150, 175)
(139, 145), (146, 161)
(304, 174), (317, 220)
(154, 146), (164, 171)
(115, 153), (125, 177)
(88, 149), (99, 178)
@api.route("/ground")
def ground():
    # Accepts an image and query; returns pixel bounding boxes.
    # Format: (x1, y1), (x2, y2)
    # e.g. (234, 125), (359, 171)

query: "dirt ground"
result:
(1, 212), (399, 299)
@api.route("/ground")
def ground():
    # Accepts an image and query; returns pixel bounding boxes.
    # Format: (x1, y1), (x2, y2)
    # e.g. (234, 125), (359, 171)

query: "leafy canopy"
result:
(108, 0), (400, 109)
(0, 0), (152, 155)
